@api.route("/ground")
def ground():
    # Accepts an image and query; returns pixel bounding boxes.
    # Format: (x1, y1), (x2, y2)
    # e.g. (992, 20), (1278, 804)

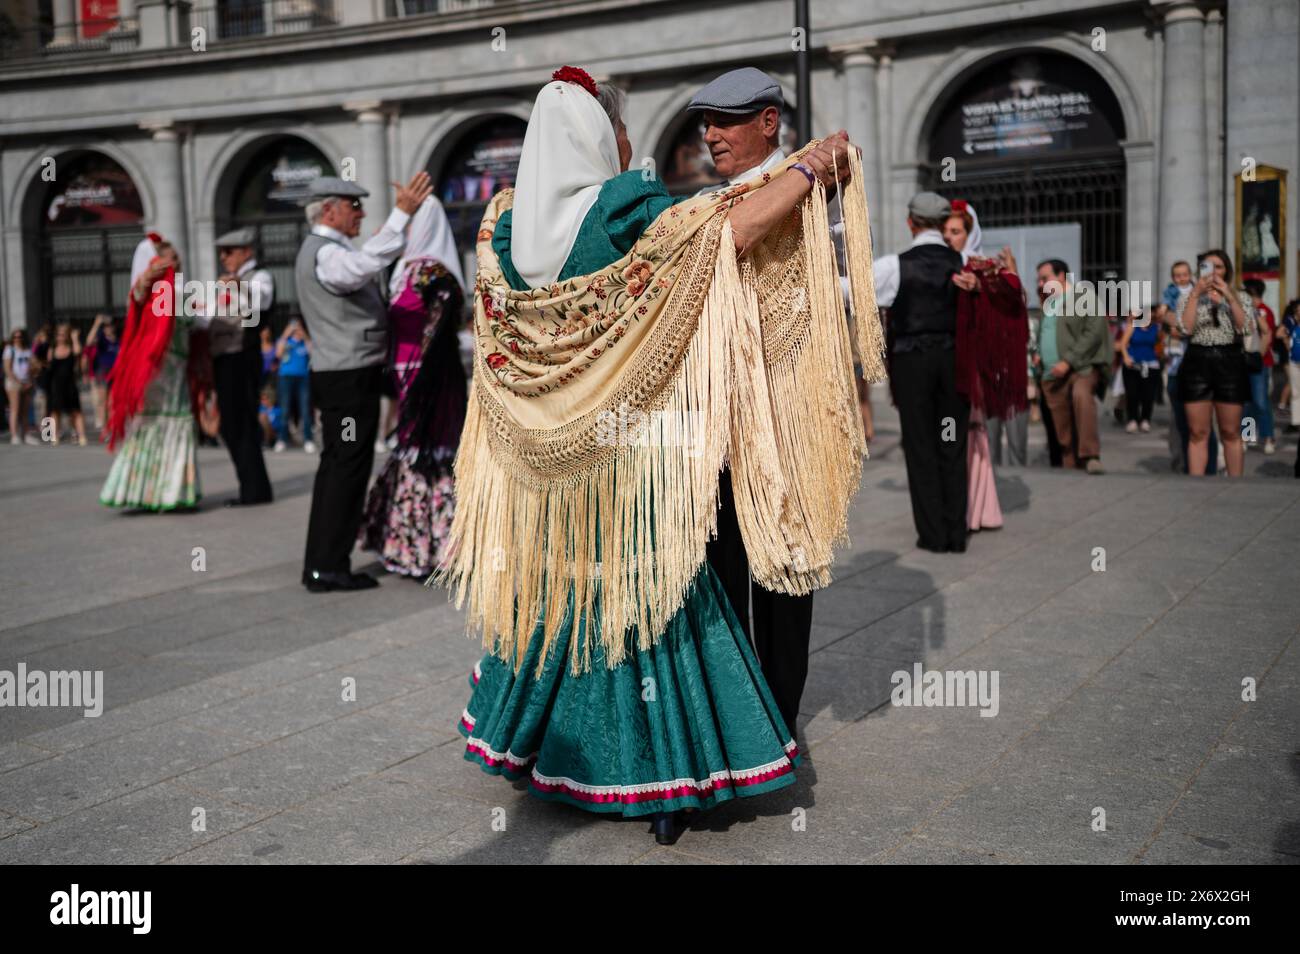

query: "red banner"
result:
(81, 0), (119, 38)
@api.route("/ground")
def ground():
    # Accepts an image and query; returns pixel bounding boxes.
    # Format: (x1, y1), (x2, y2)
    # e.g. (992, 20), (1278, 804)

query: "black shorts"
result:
(1178, 344), (1248, 404)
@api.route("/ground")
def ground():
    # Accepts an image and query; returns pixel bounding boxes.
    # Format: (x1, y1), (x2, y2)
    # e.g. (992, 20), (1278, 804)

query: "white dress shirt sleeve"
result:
(240, 268), (274, 325)
(873, 253), (900, 308)
(314, 208), (411, 295)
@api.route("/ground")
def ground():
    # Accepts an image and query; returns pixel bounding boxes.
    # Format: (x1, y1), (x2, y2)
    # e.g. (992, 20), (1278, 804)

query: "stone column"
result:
(49, 0), (78, 45)
(141, 121), (188, 265)
(345, 101), (390, 216)
(1204, 7), (1225, 247)
(876, 49), (897, 244)
(831, 42), (885, 224)
(1155, 0), (1208, 273)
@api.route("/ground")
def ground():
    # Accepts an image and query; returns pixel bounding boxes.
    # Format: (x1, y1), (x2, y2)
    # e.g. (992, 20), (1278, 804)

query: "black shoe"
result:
(916, 538), (947, 554)
(651, 811), (682, 846)
(948, 538), (968, 553)
(303, 570), (379, 593)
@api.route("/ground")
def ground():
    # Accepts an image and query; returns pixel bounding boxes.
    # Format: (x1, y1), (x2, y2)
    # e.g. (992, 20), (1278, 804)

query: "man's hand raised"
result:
(394, 171), (433, 215)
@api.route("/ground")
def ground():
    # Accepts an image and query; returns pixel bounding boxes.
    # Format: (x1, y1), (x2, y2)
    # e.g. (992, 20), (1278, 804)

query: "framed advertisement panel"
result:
(1236, 164), (1287, 316)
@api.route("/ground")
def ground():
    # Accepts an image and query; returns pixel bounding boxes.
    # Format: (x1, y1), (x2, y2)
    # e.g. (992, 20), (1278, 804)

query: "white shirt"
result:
(872, 230), (950, 308)
(312, 208), (411, 295)
(729, 147), (787, 186)
(4, 345), (32, 383)
(235, 257), (274, 316)
(694, 146), (787, 196)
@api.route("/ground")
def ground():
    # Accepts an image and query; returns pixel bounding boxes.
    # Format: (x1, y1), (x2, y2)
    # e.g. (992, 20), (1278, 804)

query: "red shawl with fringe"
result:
(955, 257), (1030, 419)
(105, 264), (175, 450)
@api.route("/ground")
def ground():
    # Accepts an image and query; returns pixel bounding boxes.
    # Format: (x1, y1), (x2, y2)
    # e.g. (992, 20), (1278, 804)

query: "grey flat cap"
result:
(908, 191), (951, 220)
(306, 176), (369, 200)
(687, 67), (784, 115)
(214, 226), (256, 248)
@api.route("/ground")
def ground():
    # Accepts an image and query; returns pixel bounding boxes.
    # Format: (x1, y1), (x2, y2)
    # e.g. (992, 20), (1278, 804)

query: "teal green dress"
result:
(460, 171), (800, 816)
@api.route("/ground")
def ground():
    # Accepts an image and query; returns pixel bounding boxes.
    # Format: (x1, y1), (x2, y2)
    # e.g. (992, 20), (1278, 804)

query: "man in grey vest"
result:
(212, 226), (274, 507)
(297, 171), (432, 592)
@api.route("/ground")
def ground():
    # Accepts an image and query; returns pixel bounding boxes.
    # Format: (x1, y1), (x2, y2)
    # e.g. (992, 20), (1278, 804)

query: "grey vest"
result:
(294, 232), (387, 372)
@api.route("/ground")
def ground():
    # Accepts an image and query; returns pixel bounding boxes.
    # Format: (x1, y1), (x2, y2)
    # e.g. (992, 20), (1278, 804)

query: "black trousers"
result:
(213, 350), (272, 504)
(1122, 365), (1159, 424)
(705, 469), (813, 735)
(303, 365), (383, 574)
(892, 346), (970, 550)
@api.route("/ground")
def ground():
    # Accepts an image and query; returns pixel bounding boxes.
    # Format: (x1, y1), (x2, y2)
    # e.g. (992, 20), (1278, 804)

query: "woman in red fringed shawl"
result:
(99, 233), (204, 511)
(943, 201), (1029, 531)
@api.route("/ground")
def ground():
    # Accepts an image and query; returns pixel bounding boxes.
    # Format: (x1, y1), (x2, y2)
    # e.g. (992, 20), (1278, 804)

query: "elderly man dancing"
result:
(296, 171), (432, 593)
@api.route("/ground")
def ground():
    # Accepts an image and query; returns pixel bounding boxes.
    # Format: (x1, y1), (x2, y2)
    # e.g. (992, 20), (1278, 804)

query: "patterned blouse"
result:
(1177, 288), (1252, 347)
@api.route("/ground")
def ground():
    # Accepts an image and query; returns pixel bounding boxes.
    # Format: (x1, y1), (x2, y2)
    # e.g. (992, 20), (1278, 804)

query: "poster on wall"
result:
(1237, 165), (1287, 317)
(45, 153), (144, 228)
(928, 53), (1124, 162)
(81, 0), (119, 38)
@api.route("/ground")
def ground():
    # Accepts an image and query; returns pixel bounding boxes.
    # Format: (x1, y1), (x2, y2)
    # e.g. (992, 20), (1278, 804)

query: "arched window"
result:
(219, 136), (334, 330)
(40, 150), (144, 327)
(922, 52), (1127, 284)
(433, 116), (527, 284)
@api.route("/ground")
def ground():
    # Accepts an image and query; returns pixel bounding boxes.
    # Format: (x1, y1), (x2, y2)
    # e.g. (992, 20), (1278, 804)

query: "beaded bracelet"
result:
(791, 162), (817, 188)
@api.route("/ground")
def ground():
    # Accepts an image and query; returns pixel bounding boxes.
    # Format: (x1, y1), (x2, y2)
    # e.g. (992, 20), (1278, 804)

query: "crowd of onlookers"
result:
(2, 313), (322, 452)
(986, 250), (1297, 477)
(9, 251), (1300, 480)
(4, 317), (118, 445)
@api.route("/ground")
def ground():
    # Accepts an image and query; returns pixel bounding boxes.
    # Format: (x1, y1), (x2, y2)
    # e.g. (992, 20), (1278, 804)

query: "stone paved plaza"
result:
(1, 394), (1298, 864)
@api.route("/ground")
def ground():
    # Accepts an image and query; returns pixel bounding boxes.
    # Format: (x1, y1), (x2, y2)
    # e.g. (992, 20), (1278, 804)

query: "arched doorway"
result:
(921, 52), (1127, 284)
(38, 150), (145, 328)
(216, 135), (334, 330)
(431, 115), (527, 284)
(657, 106), (799, 197)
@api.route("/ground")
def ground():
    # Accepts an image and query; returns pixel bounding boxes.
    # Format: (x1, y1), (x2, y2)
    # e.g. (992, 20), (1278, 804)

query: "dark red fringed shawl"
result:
(955, 257), (1030, 419)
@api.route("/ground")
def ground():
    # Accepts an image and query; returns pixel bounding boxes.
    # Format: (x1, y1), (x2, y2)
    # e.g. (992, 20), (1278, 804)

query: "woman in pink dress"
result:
(359, 197), (467, 576)
(942, 201), (1029, 531)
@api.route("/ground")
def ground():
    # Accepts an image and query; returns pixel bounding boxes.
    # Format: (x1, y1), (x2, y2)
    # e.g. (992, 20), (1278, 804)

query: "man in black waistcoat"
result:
(873, 192), (975, 553)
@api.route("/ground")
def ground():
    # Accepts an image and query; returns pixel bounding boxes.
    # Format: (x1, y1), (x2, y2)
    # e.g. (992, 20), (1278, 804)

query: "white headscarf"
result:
(130, 234), (159, 287)
(509, 80), (621, 288)
(390, 196), (465, 296)
(956, 202), (983, 263)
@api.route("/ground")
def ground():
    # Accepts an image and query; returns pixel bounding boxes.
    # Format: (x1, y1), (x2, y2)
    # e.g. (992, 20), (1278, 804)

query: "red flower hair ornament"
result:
(552, 66), (599, 98)
(950, 200), (968, 214)
(146, 231), (163, 245)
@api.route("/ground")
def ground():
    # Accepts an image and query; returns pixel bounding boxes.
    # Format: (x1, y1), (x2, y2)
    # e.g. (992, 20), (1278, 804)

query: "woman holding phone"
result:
(1176, 249), (1252, 476)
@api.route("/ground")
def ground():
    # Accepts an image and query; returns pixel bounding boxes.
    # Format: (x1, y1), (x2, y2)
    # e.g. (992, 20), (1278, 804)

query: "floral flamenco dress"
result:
(458, 170), (800, 816)
(359, 262), (467, 576)
(100, 274), (201, 510)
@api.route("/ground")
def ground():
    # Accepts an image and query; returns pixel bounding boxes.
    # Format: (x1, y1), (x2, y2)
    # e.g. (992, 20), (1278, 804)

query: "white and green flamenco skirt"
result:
(99, 349), (201, 511)
(459, 563), (800, 817)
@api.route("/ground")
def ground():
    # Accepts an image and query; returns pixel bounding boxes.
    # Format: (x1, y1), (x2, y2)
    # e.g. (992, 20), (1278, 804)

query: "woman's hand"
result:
(996, 247), (1018, 274)
(952, 271), (978, 292)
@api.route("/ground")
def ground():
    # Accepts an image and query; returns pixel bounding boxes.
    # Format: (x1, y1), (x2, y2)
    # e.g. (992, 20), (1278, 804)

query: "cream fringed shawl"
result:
(437, 143), (884, 675)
